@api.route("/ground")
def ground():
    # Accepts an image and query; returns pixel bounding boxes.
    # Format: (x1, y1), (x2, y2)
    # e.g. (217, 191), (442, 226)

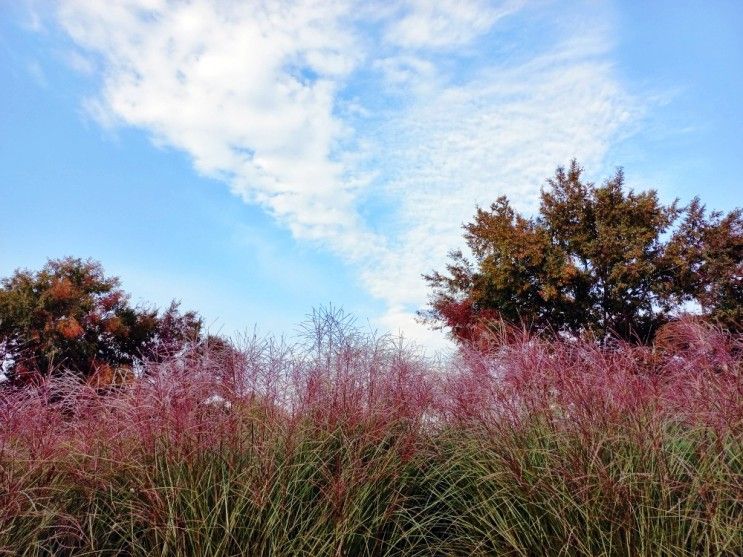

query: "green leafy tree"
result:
(423, 161), (742, 343)
(0, 257), (202, 385)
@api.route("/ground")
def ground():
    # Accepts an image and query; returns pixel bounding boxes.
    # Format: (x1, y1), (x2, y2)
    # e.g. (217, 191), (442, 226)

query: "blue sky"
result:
(1, 1), (741, 350)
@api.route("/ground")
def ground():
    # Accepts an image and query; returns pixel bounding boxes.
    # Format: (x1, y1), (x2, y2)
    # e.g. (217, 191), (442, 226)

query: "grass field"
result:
(1, 315), (741, 556)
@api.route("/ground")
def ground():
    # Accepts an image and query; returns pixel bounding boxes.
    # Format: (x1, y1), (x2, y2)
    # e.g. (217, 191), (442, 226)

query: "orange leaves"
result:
(86, 361), (135, 389)
(1, 257), (203, 383)
(560, 263), (579, 282)
(87, 361), (114, 388)
(100, 292), (123, 312)
(47, 278), (76, 301)
(539, 285), (558, 301)
(56, 317), (84, 340)
(103, 316), (125, 336)
(426, 160), (742, 344)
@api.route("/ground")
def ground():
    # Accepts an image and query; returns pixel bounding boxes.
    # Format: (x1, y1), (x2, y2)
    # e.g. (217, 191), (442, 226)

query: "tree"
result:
(422, 161), (742, 344)
(0, 257), (202, 386)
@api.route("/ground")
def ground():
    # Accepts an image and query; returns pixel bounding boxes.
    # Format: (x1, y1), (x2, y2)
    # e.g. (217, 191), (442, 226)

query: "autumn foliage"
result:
(423, 161), (742, 344)
(0, 257), (202, 386)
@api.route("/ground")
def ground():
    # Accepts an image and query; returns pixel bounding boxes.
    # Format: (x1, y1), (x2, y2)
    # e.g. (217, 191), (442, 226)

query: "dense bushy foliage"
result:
(1, 310), (740, 556)
(0, 257), (201, 386)
(423, 161), (742, 343)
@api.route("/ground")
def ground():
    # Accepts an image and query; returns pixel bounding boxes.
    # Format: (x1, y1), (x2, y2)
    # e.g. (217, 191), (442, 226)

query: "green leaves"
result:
(0, 257), (203, 384)
(424, 160), (742, 343)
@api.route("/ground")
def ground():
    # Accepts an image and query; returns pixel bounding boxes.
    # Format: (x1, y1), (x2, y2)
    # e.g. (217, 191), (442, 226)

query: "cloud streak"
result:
(53, 0), (640, 348)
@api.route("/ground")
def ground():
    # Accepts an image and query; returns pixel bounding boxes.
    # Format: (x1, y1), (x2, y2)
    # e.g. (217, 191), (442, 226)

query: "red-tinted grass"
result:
(1, 311), (740, 555)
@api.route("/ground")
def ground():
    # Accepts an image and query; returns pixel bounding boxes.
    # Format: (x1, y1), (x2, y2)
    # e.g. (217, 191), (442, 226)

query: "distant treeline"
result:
(1, 161), (741, 387)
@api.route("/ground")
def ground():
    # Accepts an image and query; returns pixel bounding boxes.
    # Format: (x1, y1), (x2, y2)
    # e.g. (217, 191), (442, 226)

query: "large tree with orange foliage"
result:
(0, 257), (201, 385)
(423, 161), (742, 344)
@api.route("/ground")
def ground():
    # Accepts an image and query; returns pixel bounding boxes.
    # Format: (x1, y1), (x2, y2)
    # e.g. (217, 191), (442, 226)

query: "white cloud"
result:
(383, 0), (522, 49)
(360, 55), (639, 333)
(373, 55), (437, 93)
(58, 0), (371, 252)
(51, 1), (641, 351)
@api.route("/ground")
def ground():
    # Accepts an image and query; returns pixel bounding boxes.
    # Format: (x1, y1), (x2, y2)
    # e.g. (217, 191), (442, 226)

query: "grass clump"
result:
(1, 313), (741, 556)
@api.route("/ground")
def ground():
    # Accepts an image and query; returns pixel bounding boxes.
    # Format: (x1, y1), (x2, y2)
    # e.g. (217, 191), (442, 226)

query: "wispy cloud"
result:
(59, 0), (369, 248)
(51, 0), (641, 348)
(60, 49), (96, 74)
(26, 59), (48, 87)
(362, 51), (638, 341)
(382, 0), (523, 49)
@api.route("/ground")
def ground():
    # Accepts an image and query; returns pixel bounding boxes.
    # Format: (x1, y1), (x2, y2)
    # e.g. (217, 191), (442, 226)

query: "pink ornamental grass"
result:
(0, 313), (740, 556)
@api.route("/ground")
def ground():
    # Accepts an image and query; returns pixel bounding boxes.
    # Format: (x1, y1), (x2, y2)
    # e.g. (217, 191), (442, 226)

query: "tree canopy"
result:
(423, 161), (742, 344)
(0, 257), (202, 386)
